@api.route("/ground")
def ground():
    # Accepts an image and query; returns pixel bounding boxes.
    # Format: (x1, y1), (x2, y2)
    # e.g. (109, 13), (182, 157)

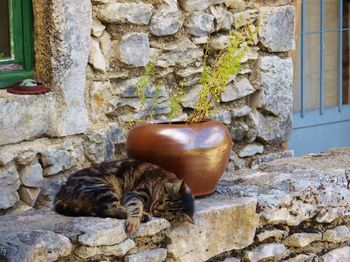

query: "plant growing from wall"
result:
(135, 24), (254, 123)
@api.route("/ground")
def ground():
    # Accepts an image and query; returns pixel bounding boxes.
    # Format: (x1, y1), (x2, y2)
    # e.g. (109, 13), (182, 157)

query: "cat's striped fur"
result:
(54, 159), (194, 233)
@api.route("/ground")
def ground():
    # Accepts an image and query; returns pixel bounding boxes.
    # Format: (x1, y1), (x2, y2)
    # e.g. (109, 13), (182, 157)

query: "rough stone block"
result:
(258, 5), (295, 52)
(19, 162), (44, 187)
(118, 32), (150, 67)
(243, 243), (286, 262)
(179, 0), (225, 12)
(210, 5), (233, 32)
(321, 246), (350, 262)
(221, 78), (255, 102)
(125, 248), (167, 262)
(233, 9), (258, 29)
(98, 3), (153, 25)
(89, 37), (107, 73)
(185, 11), (215, 36)
(0, 91), (55, 146)
(19, 187), (41, 207)
(238, 143), (264, 157)
(323, 226), (350, 243)
(75, 238), (135, 259)
(131, 218), (170, 238)
(150, 4), (183, 36)
(41, 146), (76, 176)
(91, 18), (105, 37)
(284, 232), (322, 248)
(166, 197), (258, 262)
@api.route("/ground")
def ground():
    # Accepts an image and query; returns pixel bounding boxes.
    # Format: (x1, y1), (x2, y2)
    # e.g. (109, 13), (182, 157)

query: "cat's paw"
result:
(125, 217), (141, 234)
(141, 212), (152, 222)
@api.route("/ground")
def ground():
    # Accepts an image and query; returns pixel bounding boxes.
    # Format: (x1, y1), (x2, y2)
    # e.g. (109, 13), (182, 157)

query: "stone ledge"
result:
(0, 90), (56, 146)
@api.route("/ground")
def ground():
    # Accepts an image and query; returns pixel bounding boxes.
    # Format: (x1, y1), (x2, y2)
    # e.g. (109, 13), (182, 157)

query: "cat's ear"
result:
(179, 180), (187, 193)
(174, 179), (184, 194)
(182, 214), (195, 224)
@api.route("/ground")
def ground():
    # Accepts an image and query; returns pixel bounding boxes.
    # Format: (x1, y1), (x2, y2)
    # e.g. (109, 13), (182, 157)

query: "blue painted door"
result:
(289, 0), (350, 156)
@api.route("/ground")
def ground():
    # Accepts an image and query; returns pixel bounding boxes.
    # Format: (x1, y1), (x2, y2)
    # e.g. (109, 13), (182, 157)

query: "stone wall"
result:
(0, 1), (296, 212)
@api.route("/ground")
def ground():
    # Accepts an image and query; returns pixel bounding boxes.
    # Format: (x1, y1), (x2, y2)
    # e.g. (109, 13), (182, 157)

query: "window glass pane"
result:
(0, 0), (11, 58)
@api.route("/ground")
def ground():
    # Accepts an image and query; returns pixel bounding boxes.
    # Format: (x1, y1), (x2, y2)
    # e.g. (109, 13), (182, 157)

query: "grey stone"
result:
(180, 85), (202, 108)
(15, 151), (37, 166)
(73, 217), (127, 246)
(229, 151), (246, 169)
(256, 229), (286, 242)
(230, 120), (249, 142)
(19, 162), (44, 187)
(89, 37), (107, 73)
(320, 246), (350, 262)
(36, 0), (91, 137)
(166, 197), (258, 262)
(243, 243), (286, 262)
(89, 81), (112, 123)
(150, 5), (183, 36)
(0, 165), (19, 186)
(223, 258), (240, 262)
(210, 5), (234, 31)
(118, 32), (150, 67)
(91, 18), (105, 37)
(232, 105), (251, 118)
(240, 46), (259, 63)
(192, 35), (209, 44)
(212, 109), (232, 125)
(99, 31), (112, 57)
(233, 9), (258, 29)
(323, 225), (350, 243)
(175, 67), (203, 87)
(238, 143), (264, 157)
(284, 232), (322, 248)
(221, 78), (255, 102)
(155, 37), (203, 68)
(259, 56), (293, 117)
(0, 230), (73, 262)
(75, 238), (135, 259)
(125, 248), (167, 262)
(251, 150), (294, 169)
(245, 129), (257, 143)
(185, 12), (215, 36)
(179, 0), (225, 12)
(98, 3), (153, 25)
(41, 146), (76, 176)
(209, 34), (231, 50)
(0, 185), (20, 210)
(224, 0), (248, 10)
(0, 92), (56, 146)
(258, 5), (295, 52)
(18, 187), (41, 207)
(131, 218), (170, 238)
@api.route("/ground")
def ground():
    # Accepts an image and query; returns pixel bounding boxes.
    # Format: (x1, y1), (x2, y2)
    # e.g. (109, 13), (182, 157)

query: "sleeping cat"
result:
(54, 159), (195, 233)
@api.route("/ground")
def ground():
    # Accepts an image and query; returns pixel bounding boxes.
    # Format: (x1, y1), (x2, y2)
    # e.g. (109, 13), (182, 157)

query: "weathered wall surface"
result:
(0, 1), (296, 212)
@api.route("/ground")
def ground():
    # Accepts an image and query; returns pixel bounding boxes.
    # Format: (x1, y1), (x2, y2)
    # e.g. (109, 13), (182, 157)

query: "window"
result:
(0, 0), (34, 88)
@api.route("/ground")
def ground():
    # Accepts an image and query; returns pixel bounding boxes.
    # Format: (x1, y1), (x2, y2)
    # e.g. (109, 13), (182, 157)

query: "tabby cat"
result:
(54, 159), (195, 233)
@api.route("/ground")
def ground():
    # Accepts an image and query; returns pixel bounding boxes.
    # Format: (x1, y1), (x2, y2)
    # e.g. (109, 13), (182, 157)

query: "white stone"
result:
(256, 229), (286, 242)
(118, 32), (150, 67)
(224, 0), (247, 10)
(0, 185), (20, 210)
(321, 246), (350, 262)
(209, 35), (231, 50)
(19, 162), (44, 187)
(243, 243), (286, 262)
(155, 37), (203, 68)
(89, 37), (107, 73)
(150, 5), (183, 36)
(15, 151), (37, 166)
(221, 78), (255, 102)
(180, 85), (202, 108)
(0, 91), (56, 146)
(240, 46), (259, 63)
(131, 218), (170, 238)
(99, 31), (112, 57)
(91, 18), (105, 37)
(75, 238), (135, 259)
(233, 9), (258, 29)
(166, 197), (258, 262)
(258, 5), (295, 52)
(179, 0), (225, 12)
(98, 3), (153, 25)
(232, 105), (251, 118)
(89, 81), (112, 123)
(18, 186), (41, 207)
(41, 145), (76, 176)
(125, 248), (167, 262)
(185, 12), (214, 36)
(284, 254), (316, 262)
(323, 225), (350, 243)
(73, 216), (127, 246)
(238, 143), (264, 157)
(0, 165), (19, 186)
(210, 5), (234, 31)
(284, 232), (322, 248)
(223, 258), (240, 262)
(212, 109), (232, 125)
(191, 36), (209, 44)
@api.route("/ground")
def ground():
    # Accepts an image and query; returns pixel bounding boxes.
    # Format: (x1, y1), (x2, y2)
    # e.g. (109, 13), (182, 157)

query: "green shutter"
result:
(0, 0), (34, 88)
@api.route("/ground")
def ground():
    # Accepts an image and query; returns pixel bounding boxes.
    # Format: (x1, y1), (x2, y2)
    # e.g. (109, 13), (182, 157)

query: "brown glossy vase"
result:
(126, 119), (233, 196)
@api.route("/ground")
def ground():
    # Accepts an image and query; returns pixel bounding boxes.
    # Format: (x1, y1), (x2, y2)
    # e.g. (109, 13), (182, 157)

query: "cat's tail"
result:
(54, 199), (85, 217)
